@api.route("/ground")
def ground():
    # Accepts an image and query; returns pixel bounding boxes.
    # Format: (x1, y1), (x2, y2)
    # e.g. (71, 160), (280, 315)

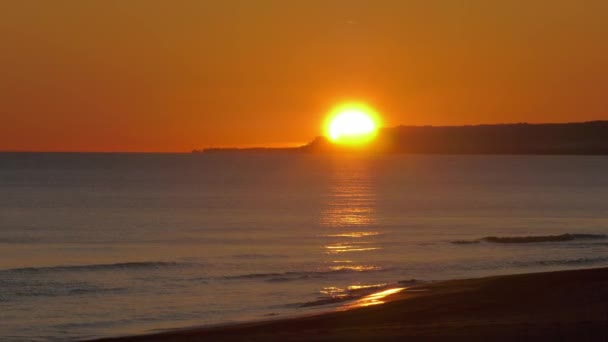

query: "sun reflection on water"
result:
(342, 287), (406, 308)
(319, 283), (390, 299)
(329, 265), (381, 272)
(325, 246), (379, 254)
(320, 161), (377, 230)
(347, 284), (388, 291)
(318, 158), (388, 307)
(322, 232), (380, 238)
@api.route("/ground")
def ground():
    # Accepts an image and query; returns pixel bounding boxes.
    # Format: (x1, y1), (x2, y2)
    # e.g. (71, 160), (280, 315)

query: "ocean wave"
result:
(298, 296), (358, 307)
(223, 272), (284, 280)
(513, 256), (608, 268)
(398, 279), (420, 286)
(298, 283), (393, 308)
(14, 286), (128, 298)
(484, 234), (605, 243)
(231, 254), (289, 259)
(452, 233), (606, 245)
(0, 237), (41, 244)
(0, 261), (195, 274)
(223, 267), (387, 282)
(451, 240), (481, 245)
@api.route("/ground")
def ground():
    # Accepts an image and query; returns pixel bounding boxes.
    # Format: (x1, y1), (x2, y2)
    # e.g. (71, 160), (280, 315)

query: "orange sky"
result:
(1, 0), (607, 152)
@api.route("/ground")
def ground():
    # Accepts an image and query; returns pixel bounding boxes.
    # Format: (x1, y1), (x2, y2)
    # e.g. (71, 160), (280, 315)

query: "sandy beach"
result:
(93, 267), (608, 341)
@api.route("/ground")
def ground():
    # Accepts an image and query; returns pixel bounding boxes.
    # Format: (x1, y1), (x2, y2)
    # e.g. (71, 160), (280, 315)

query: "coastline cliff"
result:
(199, 121), (608, 155)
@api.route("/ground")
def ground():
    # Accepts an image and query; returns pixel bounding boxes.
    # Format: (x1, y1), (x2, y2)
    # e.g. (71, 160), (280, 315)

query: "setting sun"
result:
(325, 103), (381, 145)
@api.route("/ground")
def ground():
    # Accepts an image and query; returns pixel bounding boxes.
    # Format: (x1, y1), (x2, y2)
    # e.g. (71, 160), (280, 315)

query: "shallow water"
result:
(1, 153), (608, 341)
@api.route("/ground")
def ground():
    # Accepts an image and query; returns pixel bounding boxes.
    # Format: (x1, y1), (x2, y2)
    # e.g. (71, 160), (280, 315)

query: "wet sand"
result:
(94, 267), (608, 341)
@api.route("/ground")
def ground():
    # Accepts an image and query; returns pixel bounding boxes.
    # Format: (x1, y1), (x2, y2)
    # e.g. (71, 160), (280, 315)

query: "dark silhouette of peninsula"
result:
(200, 121), (608, 155)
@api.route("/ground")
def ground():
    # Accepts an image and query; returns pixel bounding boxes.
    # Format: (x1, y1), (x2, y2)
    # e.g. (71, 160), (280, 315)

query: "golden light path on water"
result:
(329, 265), (381, 272)
(318, 157), (400, 308)
(320, 157), (380, 255)
(341, 288), (407, 309)
(323, 232), (380, 238)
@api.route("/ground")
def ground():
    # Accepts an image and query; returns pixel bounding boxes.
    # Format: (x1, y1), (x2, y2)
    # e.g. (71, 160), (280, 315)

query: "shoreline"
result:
(92, 267), (608, 341)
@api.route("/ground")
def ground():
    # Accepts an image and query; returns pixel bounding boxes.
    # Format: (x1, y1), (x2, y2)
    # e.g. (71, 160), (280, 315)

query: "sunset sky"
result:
(1, 0), (607, 152)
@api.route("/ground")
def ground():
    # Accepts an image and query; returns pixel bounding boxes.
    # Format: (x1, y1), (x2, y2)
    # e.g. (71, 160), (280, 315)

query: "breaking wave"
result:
(223, 267), (387, 282)
(451, 240), (481, 245)
(513, 255), (608, 268)
(452, 233), (606, 245)
(10, 286), (128, 299)
(0, 261), (196, 274)
(297, 283), (391, 307)
(231, 254), (289, 259)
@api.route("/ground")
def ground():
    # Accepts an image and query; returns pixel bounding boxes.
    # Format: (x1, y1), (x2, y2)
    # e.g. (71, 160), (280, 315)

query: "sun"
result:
(325, 103), (380, 145)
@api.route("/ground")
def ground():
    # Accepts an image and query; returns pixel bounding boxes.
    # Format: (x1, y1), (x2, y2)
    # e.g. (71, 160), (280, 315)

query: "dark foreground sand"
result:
(95, 267), (608, 341)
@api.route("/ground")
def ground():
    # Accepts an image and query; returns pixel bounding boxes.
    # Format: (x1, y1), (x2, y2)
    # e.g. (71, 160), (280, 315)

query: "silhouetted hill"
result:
(301, 121), (608, 155)
(201, 121), (608, 155)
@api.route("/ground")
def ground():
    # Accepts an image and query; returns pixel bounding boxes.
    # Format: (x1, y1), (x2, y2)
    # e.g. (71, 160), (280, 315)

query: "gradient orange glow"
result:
(1, 1), (607, 151)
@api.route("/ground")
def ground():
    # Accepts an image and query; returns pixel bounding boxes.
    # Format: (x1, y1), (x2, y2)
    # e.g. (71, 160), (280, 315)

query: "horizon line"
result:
(3, 120), (607, 154)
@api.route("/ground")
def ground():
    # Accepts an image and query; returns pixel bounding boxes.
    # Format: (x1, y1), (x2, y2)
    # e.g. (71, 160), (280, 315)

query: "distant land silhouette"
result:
(198, 121), (608, 155)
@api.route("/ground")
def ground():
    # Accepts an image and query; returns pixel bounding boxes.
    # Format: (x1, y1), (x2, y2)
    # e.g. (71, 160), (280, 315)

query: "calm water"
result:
(1, 153), (608, 341)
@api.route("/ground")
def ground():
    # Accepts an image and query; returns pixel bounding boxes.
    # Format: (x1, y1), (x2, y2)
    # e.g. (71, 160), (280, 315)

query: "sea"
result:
(1, 152), (608, 341)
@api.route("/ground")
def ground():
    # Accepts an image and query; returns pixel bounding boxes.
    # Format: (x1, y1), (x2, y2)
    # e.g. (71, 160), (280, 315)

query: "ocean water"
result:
(1, 152), (608, 341)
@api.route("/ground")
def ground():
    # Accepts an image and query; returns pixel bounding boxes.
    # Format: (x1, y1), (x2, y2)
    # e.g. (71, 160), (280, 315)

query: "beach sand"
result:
(95, 267), (608, 341)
